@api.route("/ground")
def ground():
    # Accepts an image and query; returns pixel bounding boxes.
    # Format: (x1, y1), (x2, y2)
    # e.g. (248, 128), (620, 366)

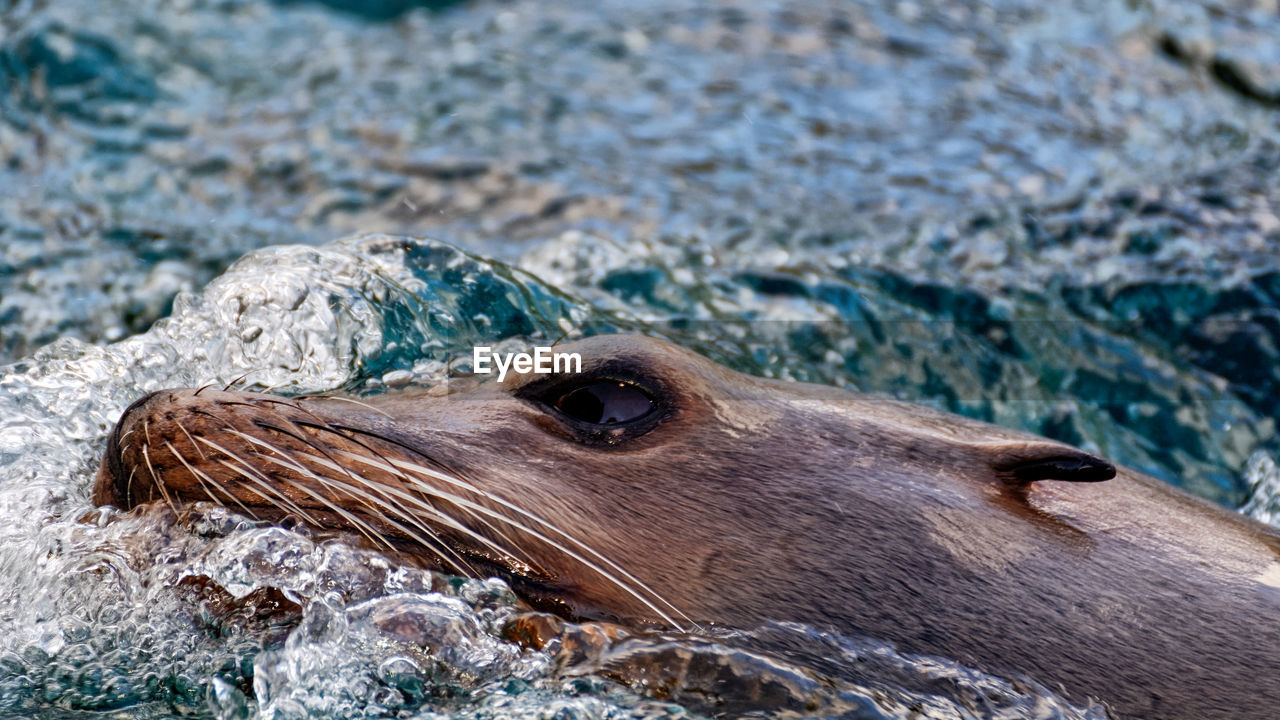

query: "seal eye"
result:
(554, 381), (655, 425)
(519, 366), (671, 445)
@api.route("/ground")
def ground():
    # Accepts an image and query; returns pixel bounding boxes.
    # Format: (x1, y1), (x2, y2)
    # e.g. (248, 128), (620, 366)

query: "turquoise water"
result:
(2, 0), (1280, 717)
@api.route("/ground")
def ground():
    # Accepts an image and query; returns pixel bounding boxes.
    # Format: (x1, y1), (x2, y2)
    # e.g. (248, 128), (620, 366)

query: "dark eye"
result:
(553, 381), (656, 425)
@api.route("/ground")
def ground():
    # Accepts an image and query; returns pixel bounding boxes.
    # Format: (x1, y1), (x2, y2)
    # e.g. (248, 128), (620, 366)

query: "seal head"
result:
(94, 334), (1280, 720)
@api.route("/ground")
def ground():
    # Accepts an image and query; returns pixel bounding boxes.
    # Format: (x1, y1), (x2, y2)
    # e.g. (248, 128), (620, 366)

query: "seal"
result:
(93, 334), (1280, 720)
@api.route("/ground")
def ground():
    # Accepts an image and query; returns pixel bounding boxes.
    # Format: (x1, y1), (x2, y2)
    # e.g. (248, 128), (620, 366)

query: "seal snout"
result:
(94, 388), (247, 511)
(90, 387), (468, 543)
(94, 387), (299, 512)
(94, 390), (167, 509)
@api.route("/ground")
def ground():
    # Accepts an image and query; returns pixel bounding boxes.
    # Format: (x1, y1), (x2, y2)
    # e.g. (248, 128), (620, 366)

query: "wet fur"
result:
(95, 335), (1280, 720)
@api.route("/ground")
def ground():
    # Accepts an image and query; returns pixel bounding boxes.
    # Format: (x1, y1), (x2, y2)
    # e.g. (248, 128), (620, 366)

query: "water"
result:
(3, 0), (1280, 716)
(4, 0), (1280, 353)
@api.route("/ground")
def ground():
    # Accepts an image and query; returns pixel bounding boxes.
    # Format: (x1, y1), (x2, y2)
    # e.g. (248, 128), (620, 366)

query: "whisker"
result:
(140, 442), (178, 514)
(222, 372), (255, 392)
(222, 428), (482, 574)
(276, 413), (691, 627)
(208, 452), (328, 534)
(281, 414), (536, 569)
(334, 447), (692, 630)
(299, 395), (396, 420)
(125, 466), (137, 509)
(224, 404), (465, 546)
(164, 441), (221, 504)
(277, 472), (482, 577)
(274, 474), (403, 556)
(235, 399), (526, 566)
(280, 448), (483, 575)
(189, 434), (317, 518)
(164, 440), (259, 520)
(199, 430), (457, 564)
(277, 446), (508, 577)
(172, 415), (207, 458)
(152, 396), (694, 628)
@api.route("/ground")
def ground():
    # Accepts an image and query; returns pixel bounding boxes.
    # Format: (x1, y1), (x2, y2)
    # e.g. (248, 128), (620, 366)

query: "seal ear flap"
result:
(983, 442), (1117, 485)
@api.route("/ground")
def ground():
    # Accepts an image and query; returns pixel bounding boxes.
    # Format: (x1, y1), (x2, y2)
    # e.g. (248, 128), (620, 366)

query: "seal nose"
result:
(986, 441), (1116, 485)
(93, 390), (164, 508)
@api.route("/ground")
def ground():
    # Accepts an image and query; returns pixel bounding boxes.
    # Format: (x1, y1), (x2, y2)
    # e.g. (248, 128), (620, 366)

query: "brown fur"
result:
(94, 335), (1280, 720)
